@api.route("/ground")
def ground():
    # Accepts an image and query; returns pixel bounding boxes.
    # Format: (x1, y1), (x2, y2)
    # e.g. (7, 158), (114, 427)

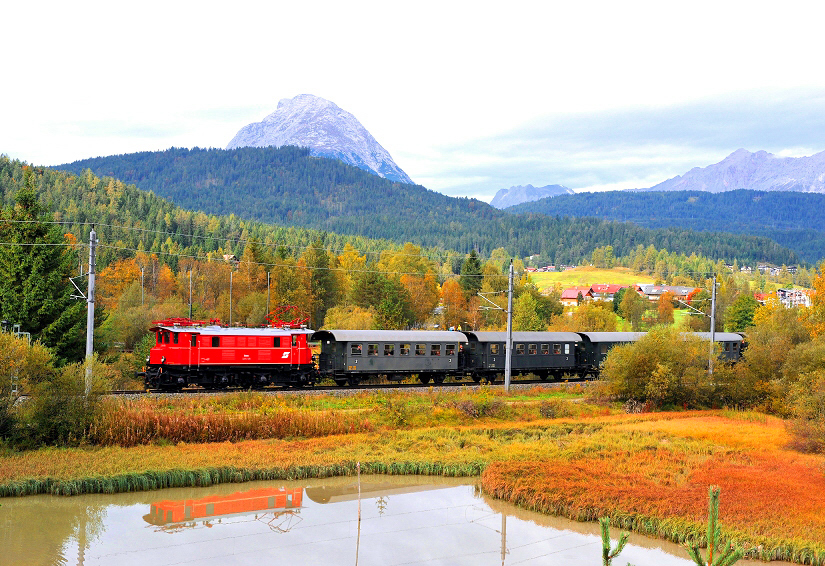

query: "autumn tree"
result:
(440, 278), (468, 330)
(657, 291), (675, 325)
(620, 288), (647, 331)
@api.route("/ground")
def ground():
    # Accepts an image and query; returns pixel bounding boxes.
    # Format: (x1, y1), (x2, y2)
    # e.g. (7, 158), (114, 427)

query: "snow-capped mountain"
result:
(490, 184), (574, 209)
(642, 148), (825, 193)
(227, 94), (413, 184)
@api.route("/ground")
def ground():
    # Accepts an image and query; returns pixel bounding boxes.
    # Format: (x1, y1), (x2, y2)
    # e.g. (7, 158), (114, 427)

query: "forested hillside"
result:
(55, 147), (799, 266)
(507, 189), (825, 262)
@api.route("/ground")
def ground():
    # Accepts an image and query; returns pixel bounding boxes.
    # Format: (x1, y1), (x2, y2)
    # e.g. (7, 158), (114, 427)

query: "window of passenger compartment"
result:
(368, 344), (379, 356)
(491, 344), (499, 355)
(400, 343), (410, 356)
(553, 343), (561, 354)
(415, 344), (426, 356)
(541, 344), (549, 355)
(515, 343), (525, 355)
(528, 343), (537, 355)
(351, 344), (362, 356)
(446, 344), (456, 356)
(431, 344), (441, 356)
(384, 344), (395, 356)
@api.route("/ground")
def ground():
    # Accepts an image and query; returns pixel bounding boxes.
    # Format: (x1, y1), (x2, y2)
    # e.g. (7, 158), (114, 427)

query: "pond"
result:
(0, 475), (788, 566)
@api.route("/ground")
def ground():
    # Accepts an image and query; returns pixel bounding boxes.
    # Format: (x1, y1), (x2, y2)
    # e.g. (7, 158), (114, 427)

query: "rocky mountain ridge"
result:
(490, 184), (574, 209)
(642, 148), (825, 193)
(227, 94), (413, 184)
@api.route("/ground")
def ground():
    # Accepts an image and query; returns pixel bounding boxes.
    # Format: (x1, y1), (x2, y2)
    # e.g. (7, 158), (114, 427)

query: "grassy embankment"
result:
(529, 266), (655, 291)
(0, 387), (823, 564)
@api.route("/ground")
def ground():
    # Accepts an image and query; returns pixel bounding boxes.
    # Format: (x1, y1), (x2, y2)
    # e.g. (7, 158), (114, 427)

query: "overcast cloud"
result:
(4, 0), (825, 203)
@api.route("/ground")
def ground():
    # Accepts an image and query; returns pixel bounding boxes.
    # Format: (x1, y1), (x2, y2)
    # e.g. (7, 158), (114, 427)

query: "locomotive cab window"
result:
(415, 344), (426, 356)
(515, 343), (525, 355)
(351, 344), (362, 356)
(212, 337), (220, 348)
(156, 333), (161, 344)
(528, 343), (537, 355)
(400, 343), (410, 356)
(173, 333), (179, 344)
(446, 344), (456, 356)
(431, 344), (441, 356)
(368, 344), (379, 356)
(292, 335), (297, 347)
(384, 344), (395, 356)
(491, 344), (499, 355)
(191, 335), (197, 347)
(163, 332), (170, 344)
(274, 337), (282, 348)
(541, 344), (549, 355)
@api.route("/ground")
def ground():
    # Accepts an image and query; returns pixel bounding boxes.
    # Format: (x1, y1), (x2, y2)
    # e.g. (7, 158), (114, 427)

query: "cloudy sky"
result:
(4, 0), (825, 202)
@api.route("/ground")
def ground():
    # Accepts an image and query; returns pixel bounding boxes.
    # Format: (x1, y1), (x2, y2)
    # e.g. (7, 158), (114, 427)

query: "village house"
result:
(636, 284), (697, 302)
(560, 286), (593, 306)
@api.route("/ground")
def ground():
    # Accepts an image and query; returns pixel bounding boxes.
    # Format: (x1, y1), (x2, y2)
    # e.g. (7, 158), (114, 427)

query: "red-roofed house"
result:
(561, 286), (593, 306)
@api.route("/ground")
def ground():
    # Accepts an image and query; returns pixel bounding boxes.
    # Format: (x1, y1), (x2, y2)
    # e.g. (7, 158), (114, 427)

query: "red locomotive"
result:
(140, 318), (316, 390)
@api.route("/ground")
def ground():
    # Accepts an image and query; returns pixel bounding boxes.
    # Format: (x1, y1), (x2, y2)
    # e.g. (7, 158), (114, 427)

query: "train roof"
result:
(464, 331), (581, 343)
(577, 332), (647, 343)
(150, 325), (314, 336)
(689, 332), (744, 342)
(310, 329), (468, 343)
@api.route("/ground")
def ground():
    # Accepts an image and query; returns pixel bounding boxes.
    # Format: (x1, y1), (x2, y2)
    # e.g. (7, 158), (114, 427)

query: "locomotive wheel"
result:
(433, 375), (444, 385)
(471, 374), (482, 383)
(334, 378), (348, 387)
(539, 374), (548, 381)
(418, 375), (431, 384)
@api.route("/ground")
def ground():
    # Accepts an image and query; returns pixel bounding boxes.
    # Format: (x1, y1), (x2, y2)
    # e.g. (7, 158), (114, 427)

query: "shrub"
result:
(602, 327), (715, 408)
(20, 356), (110, 446)
(539, 398), (576, 419)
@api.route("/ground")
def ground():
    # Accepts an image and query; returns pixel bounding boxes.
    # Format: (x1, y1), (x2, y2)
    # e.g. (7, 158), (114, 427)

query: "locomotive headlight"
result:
(145, 356), (150, 364)
(161, 356), (166, 364)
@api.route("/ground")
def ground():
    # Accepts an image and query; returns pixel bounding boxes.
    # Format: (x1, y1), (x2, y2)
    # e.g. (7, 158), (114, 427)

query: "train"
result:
(139, 318), (745, 390)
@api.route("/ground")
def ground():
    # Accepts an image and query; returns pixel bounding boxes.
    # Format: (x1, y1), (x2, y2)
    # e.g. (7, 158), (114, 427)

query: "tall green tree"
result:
(459, 250), (483, 299)
(0, 170), (86, 362)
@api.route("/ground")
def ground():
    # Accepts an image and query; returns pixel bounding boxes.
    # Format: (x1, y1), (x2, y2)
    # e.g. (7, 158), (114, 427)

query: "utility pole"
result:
(504, 260), (514, 392)
(709, 274), (717, 376)
(188, 270), (193, 319)
(85, 226), (97, 395)
(140, 266), (144, 305)
(267, 271), (271, 317)
(229, 268), (234, 326)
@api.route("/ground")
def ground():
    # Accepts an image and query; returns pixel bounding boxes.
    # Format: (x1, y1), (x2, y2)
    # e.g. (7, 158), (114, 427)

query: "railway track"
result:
(112, 376), (593, 396)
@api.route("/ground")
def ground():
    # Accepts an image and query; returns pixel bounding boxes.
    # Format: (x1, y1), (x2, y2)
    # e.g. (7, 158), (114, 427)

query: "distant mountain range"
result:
(53, 146), (798, 266)
(642, 148), (825, 193)
(490, 184), (574, 209)
(227, 94), (413, 184)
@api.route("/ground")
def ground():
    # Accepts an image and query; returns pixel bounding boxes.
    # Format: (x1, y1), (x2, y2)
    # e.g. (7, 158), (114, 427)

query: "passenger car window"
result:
(415, 344), (426, 356)
(431, 344), (441, 356)
(528, 343), (536, 355)
(515, 343), (525, 355)
(491, 344), (499, 355)
(553, 344), (561, 354)
(565, 344), (570, 355)
(400, 343), (410, 356)
(368, 344), (379, 356)
(541, 344), (549, 355)
(351, 344), (362, 356)
(384, 344), (395, 356)
(446, 344), (456, 356)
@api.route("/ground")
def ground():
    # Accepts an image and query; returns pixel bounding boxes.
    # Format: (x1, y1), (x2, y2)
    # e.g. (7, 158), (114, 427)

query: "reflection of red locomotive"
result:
(139, 318), (316, 389)
(144, 487), (303, 529)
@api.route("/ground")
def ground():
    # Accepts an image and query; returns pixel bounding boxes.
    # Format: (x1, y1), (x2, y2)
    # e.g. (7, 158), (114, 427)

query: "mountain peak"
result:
(227, 94), (413, 184)
(643, 148), (825, 194)
(490, 183), (574, 209)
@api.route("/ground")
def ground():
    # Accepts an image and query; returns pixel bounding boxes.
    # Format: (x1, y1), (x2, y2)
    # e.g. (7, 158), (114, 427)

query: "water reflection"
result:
(0, 475), (794, 566)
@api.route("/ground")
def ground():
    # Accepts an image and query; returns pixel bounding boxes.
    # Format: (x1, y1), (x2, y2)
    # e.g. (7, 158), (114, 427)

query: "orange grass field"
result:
(1, 406), (823, 563)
